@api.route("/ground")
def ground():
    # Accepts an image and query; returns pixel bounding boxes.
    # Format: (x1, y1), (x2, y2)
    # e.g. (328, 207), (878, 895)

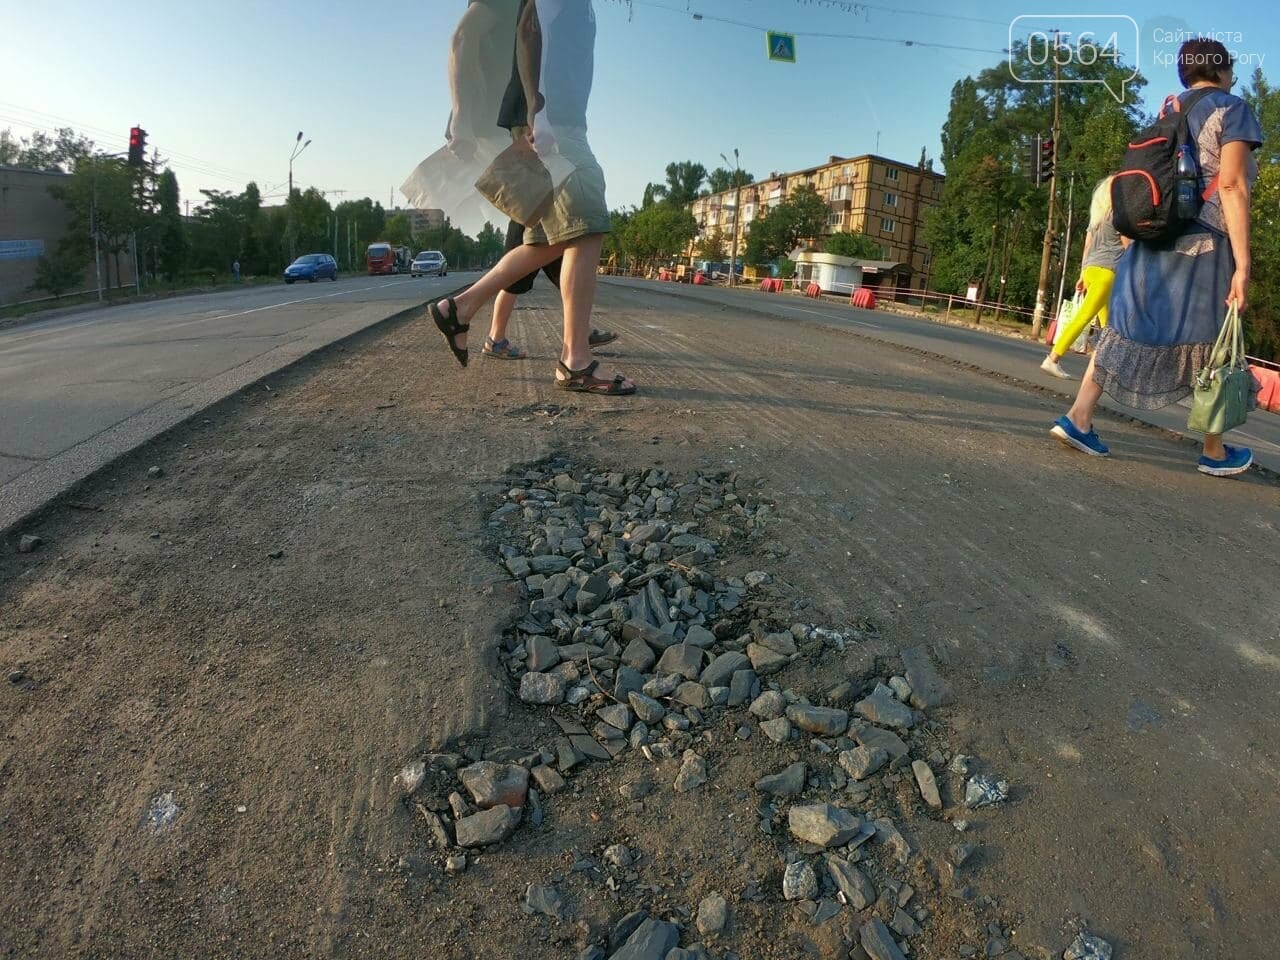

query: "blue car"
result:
(283, 253), (338, 284)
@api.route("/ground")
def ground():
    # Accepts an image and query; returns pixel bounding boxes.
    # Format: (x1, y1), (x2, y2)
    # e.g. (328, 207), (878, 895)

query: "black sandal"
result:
(589, 328), (618, 347)
(555, 360), (637, 396)
(430, 297), (469, 367)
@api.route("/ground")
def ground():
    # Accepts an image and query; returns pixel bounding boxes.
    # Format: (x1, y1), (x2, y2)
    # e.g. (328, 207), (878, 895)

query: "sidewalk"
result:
(603, 277), (1280, 475)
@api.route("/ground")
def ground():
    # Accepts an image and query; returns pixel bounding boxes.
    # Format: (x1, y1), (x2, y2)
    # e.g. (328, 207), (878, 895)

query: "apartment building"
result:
(688, 153), (944, 289)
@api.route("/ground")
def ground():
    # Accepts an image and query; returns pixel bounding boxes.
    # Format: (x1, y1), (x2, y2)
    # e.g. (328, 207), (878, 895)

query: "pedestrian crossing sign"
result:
(767, 31), (796, 63)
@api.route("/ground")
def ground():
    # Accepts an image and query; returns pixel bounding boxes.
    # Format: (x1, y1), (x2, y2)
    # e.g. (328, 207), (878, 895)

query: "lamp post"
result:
(720, 149), (742, 287)
(288, 131), (311, 198)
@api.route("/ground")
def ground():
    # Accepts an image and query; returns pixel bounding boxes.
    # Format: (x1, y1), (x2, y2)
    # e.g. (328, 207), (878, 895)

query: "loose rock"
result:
(788, 803), (863, 847)
(519, 672), (566, 705)
(786, 703), (849, 736)
(839, 746), (889, 781)
(674, 750), (708, 792)
(696, 892), (729, 937)
(1063, 933), (1113, 960)
(854, 685), (915, 730)
(782, 860), (819, 901)
(610, 917), (680, 960)
(759, 717), (792, 743)
(754, 761), (807, 797)
(826, 856), (876, 909)
(454, 804), (521, 848)
(965, 774), (1010, 808)
(749, 690), (786, 720)
(459, 762), (530, 810)
(911, 760), (942, 810)
(860, 918), (908, 960)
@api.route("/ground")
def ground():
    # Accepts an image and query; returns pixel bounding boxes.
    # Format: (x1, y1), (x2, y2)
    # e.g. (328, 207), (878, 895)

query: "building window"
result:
(881, 245), (892, 259)
(829, 184), (850, 202)
(922, 252), (932, 267)
(884, 192), (898, 207)
(885, 167), (899, 182)
(843, 166), (851, 178)
(827, 212), (844, 227)
(880, 217), (895, 234)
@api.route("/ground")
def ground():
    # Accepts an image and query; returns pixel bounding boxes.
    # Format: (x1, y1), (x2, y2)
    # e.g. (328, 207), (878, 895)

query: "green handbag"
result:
(1187, 302), (1251, 435)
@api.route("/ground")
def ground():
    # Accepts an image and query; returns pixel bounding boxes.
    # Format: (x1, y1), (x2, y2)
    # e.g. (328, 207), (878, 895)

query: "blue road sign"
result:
(767, 31), (796, 63)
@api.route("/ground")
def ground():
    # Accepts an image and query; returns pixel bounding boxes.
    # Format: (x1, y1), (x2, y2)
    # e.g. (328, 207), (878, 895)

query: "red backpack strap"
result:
(1158, 93), (1180, 119)
(1202, 173), (1220, 201)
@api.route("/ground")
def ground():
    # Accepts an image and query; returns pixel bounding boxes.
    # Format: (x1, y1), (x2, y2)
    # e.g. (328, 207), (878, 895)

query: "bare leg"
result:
(1065, 354), (1104, 432)
(557, 234), (634, 389)
(489, 290), (516, 343)
(1202, 432), (1227, 460)
(432, 242), (566, 352)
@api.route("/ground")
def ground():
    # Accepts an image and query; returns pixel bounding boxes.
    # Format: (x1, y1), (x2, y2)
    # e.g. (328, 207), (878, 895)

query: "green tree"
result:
(475, 221), (504, 267)
(0, 126), (94, 173)
(154, 169), (187, 281)
(645, 161), (708, 208)
(50, 156), (143, 292)
(825, 231), (880, 259)
(29, 248), (85, 298)
(623, 203), (697, 271)
(1243, 67), (1280, 166)
(334, 198), (386, 268)
(383, 213), (413, 248)
(696, 228), (727, 261)
(708, 167), (755, 194)
(925, 42), (1145, 309)
(744, 185), (827, 264)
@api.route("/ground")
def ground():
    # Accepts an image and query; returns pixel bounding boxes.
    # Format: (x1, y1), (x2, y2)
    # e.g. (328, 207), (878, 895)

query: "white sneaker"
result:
(1040, 356), (1073, 380)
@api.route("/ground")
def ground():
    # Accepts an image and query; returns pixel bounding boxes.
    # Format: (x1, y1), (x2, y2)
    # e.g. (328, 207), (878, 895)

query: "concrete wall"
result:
(0, 165), (135, 306)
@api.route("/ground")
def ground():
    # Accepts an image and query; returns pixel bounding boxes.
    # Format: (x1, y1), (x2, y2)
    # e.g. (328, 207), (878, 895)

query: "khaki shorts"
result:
(525, 130), (611, 246)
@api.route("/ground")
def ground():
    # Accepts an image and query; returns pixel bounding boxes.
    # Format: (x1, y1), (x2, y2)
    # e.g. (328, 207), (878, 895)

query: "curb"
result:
(1, 284), (466, 539)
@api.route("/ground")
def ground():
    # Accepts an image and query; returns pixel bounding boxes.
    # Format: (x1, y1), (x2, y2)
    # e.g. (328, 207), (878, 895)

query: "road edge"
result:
(0, 285), (466, 539)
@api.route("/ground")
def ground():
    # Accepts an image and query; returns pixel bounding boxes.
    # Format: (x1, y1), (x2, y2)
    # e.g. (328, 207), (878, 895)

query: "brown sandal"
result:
(555, 360), (636, 396)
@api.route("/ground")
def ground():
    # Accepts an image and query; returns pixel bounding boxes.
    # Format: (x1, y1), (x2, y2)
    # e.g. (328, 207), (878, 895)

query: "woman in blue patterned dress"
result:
(1050, 39), (1262, 477)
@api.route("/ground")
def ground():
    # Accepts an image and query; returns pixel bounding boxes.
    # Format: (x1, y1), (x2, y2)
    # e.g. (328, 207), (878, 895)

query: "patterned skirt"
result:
(1092, 228), (1257, 410)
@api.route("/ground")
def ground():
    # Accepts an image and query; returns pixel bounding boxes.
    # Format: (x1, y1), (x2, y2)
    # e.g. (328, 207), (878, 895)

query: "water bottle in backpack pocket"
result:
(1111, 89), (1219, 241)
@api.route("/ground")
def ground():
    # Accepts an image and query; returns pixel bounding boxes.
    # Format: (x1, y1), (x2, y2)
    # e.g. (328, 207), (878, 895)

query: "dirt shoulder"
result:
(1, 284), (1277, 959)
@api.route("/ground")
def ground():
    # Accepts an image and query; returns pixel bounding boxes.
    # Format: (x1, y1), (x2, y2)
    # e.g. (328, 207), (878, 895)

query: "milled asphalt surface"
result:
(0, 273), (472, 532)
(603, 277), (1280, 474)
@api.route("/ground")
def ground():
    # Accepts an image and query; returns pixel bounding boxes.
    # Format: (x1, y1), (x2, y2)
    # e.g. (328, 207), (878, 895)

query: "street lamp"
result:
(288, 131), (311, 197)
(720, 148), (742, 287)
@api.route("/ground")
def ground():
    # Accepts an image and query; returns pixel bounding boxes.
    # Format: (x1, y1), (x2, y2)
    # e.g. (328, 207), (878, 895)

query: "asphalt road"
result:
(603, 277), (1280, 474)
(0, 273), (470, 531)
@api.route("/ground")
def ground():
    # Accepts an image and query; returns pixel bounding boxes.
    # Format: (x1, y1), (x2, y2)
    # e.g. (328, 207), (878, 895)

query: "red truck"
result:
(366, 242), (396, 275)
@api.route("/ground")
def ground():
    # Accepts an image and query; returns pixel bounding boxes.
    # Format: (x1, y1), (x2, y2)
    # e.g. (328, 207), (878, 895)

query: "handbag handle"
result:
(1209, 302), (1243, 371)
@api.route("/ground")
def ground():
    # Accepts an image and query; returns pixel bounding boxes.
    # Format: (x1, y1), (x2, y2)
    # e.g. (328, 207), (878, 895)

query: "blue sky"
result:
(1, 0), (1274, 221)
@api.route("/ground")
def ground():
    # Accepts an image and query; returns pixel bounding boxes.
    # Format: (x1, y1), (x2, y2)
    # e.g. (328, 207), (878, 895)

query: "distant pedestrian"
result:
(232, 260), (241, 283)
(1050, 38), (1261, 477)
(1040, 176), (1127, 380)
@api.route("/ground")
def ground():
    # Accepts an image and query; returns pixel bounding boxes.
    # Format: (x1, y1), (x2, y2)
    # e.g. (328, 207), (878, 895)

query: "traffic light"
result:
(1049, 232), (1062, 260)
(1025, 135), (1042, 185)
(128, 126), (147, 167)
(1039, 136), (1056, 185)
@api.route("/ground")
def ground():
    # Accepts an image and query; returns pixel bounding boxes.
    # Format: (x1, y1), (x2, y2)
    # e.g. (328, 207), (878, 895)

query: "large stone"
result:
(826, 856), (876, 909)
(854, 686), (915, 730)
(393, 761), (426, 796)
(728, 669), (757, 706)
(674, 750), (708, 792)
(519, 671), (566, 705)
(526, 634), (560, 672)
(597, 703), (633, 732)
(757, 631), (797, 655)
(614, 666), (647, 701)
(523, 882), (566, 919)
(700, 651), (750, 687)
(610, 917), (680, 960)
(782, 860), (819, 901)
(628, 691), (666, 724)
(459, 761), (529, 810)
(454, 804), (521, 847)
(674, 680), (711, 709)
(873, 818), (912, 865)
(911, 760), (942, 810)
(531, 765), (566, 794)
(786, 703), (849, 736)
(754, 761), (807, 797)
(656, 643), (704, 681)
(684, 624), (717, 648)
(529, 555), (572, 575)
(759, 717), (792, 743)
(788, 803), (863, 847)
(1064, 933), (1113, 960)
(749, 690), (786, 719)
(696, 892), (729, 937)
(860, 918), (908, 960)
(839, 746), (889, 781)
(901, 644), (952, 709)
(746, 642), (789, 675)
(855, 726), (909, 760)
(621, 637), (656, 671)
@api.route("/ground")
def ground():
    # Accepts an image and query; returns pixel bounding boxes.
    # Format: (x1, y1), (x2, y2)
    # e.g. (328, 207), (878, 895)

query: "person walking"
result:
(1040, 176), (1126, 380)
(480, 0), (617, 361)
(1050, 38), (1261, 477)
(429, 0), (636, 395)
(232, 259), (241, 283)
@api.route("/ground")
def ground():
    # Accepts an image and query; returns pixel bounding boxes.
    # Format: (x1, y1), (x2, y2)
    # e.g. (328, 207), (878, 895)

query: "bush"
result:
(29, 251), (85, 299)
(777, 258), (796, 280)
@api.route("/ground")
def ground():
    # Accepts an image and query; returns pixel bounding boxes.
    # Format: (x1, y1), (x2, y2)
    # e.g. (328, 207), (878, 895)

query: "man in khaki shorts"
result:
(429, 0), (636, 396)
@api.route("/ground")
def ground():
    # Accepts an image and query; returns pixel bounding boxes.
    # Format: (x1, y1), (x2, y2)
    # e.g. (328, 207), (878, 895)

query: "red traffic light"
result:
(128, 126), (147, 167)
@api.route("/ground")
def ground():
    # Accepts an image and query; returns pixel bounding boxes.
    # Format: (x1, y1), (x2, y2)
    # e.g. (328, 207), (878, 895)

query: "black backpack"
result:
(1111, 88), (1217, 241)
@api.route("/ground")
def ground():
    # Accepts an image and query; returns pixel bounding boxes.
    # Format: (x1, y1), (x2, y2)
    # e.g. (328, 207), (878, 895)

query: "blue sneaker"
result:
(1050, 415), (1110, 457)
(1197, 445), (1253, 477)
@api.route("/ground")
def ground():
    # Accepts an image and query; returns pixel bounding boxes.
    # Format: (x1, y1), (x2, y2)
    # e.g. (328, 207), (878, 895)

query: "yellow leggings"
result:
(1052, 264), (1114, 356)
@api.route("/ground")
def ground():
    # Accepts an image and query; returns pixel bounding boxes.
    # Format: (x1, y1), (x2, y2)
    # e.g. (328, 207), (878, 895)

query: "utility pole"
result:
(721, 149), (742, 287)
(1030, 30), (1062, 339)
(90, 157), (103, 302)
(1056, 170), (1077, 307)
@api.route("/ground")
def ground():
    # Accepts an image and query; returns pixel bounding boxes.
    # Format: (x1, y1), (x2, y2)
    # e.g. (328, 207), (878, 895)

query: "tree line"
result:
(1, 127), (505, 300)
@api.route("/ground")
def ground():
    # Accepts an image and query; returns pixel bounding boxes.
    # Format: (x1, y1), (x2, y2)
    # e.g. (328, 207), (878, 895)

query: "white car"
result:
(411, 250), (448, 277)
